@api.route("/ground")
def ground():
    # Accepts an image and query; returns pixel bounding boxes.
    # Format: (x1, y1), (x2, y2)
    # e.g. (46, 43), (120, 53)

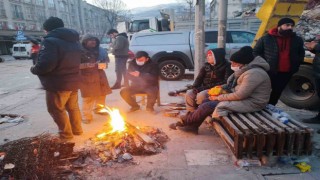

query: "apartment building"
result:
(0, 0), (110, 55)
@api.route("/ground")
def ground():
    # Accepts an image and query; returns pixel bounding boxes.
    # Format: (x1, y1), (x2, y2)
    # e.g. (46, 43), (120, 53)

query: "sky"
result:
(87, 0), (177, 9)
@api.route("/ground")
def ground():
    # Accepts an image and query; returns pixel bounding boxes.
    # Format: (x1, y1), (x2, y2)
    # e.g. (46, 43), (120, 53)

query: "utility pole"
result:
(217, 0), (228, 48)
(194, 0), (205, 79)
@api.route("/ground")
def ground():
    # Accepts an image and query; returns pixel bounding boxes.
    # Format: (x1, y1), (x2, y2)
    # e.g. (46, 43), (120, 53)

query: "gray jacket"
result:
(212, 56), (271, 117)
(111, 33), (129, 57)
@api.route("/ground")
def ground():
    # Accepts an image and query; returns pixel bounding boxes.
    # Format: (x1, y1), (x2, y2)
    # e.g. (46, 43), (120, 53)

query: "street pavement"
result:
(0, 57), (320, 179)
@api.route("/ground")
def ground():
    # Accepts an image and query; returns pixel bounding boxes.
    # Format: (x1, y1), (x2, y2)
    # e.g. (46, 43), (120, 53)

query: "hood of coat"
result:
(81, 34), (100, 49)
(233, 56), (269, 78)
(45, 27), (79, 42)
(210, 48), (227, 66)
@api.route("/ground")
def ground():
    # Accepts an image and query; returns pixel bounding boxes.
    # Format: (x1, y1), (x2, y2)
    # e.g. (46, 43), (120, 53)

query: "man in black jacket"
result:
(253, 18), (305, 105)
(107, 29), (129, 89)
(303, 41), (320, 124)
(30, 17), (83, 141)
(120, 51), (158, 113)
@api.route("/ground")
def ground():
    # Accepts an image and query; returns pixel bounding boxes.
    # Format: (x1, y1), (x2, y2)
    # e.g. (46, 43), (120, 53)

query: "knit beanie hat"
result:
(277, 17), (295, 27)
(43, 17), (64, 31)
(230, 46), (254, 64)
(135, 51), (149, 58)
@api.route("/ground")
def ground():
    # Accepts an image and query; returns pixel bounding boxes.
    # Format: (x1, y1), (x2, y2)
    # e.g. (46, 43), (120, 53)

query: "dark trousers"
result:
(184, 100), (219, 127)
(46, 90), (83, 139)
(268, 72), (293, 105)
(115, 57), (128, 86)
(120, 86), (158, 109)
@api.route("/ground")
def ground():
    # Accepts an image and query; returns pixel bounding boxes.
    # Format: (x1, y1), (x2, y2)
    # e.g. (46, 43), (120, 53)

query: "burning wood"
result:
(87, 106), (169, 165)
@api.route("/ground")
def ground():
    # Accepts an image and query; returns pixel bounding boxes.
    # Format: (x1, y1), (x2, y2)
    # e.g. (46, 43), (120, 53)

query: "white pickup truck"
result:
(129, 30), (255, 80)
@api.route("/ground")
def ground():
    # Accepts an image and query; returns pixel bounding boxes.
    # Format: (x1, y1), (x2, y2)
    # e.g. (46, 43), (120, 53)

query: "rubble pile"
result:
(0, 134), (76, 179)
(296, 6), (320, 41)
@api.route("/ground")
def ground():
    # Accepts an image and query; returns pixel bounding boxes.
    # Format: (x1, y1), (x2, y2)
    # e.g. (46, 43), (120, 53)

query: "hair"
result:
(107, 29), (118, 35)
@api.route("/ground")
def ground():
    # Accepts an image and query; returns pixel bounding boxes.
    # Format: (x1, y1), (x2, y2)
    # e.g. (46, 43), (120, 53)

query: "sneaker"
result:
(178, 125), (199, 135)
(169, 121), (184, 130)
(111, 84), (121, 90)
(302, 115), (320, 124)
(128, 106), (140, 113)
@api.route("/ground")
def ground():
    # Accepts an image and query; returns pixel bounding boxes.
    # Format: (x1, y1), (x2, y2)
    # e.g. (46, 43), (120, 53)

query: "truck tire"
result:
(280, 64), (320, 110)
(159, 60), (185, 81)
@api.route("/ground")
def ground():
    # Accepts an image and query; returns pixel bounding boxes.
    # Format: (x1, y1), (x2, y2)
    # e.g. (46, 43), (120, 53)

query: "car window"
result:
(21, 47), (26, 51)
(13, 47), (19, 51)
(205, 31), (217, 43)
(229, 31), (255, 43)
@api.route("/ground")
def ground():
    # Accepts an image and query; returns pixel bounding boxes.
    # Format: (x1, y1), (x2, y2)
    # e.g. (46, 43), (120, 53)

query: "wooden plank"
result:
(125, 122), (156, 144)
(230, 114), (254, 158)
(221, 116), (244, 159)
(213, 122), (235, 154)
(238, 113), (265, 158)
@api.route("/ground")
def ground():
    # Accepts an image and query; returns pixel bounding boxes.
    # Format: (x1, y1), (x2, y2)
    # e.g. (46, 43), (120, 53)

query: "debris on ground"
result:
(0, 114), (25, 124)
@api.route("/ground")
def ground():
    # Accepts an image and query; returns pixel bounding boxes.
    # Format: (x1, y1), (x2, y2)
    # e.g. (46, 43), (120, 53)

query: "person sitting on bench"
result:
(185, 48), (233, 112)
(169, 46), (271, 134)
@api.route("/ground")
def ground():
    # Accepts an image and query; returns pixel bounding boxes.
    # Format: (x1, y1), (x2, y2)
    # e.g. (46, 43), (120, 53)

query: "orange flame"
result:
(96, 106), (126, 138)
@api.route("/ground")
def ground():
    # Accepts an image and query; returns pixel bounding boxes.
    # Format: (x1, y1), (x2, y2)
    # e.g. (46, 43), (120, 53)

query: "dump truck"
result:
(252, 0), (319, 110)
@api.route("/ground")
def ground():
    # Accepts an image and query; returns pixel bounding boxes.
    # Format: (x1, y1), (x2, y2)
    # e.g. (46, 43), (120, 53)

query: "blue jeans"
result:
(184, 100), (219, 127)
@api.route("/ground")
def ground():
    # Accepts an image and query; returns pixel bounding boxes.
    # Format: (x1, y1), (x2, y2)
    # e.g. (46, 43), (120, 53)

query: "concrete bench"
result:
(212, 109), (314, 159)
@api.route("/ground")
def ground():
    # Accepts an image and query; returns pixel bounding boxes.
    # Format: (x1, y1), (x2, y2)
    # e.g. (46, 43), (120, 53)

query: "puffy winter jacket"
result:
(111, 33), (129, 58)
(30, 28), (82, 91)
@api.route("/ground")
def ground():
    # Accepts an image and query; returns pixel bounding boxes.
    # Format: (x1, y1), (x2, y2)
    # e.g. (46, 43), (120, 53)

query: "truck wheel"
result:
(159, 60), (185, 81)
(280, 65), (320, 110)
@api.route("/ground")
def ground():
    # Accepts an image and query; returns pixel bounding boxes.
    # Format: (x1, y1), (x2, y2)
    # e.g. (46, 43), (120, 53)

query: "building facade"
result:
(0, 0), (110, 55)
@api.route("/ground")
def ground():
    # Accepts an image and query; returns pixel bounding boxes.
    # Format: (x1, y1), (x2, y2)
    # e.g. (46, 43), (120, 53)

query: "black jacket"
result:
(253, 30), (305, 74)
(127, 59), (158, 89)
(193, 48), (233, 92)
(30, 28), (82, 91)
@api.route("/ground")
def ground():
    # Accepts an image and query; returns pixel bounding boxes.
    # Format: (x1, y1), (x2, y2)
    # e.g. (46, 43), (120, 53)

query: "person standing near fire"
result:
(79, 34), (112, 124)
(253, 17), (305, 105)
(30, 17), (83, 141)
(107, 29), (129, 89)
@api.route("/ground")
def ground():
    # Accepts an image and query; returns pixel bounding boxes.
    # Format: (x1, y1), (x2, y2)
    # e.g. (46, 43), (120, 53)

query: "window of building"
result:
(0, 21), (8, 30)
(59, 1), (68, 12)
(24, 0), (32, 3)
(0, 2), (6, 18)
(14, 22), (26, 30)
(35, 0), (44, 6)
(11, 4), (24, 20)
(36, 8), (46, 24)
(26, 23), (36, 30)
(24, 6), (35, 20)
(48, 0), (55, 8)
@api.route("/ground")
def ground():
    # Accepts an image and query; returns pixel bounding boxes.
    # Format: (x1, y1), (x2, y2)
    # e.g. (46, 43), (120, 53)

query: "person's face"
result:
(109, 33), (117, 39)
(207, 53), (216, 65)
(278, 23), (294, 31)
(86, 39), (96, 48)
(136, 56), (148, 63)
(230, 61), (244, 68)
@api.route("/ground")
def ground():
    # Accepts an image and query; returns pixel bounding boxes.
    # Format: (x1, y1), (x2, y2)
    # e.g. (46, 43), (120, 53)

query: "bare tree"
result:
(93, 0), (131, 38)
(177, 0), (195, 20)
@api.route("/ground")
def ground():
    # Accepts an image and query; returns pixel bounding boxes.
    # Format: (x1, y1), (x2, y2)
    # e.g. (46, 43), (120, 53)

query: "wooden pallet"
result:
(212, 109), (313, 159)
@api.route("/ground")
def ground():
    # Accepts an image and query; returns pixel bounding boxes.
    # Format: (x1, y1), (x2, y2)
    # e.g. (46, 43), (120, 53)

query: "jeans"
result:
(82, 95), (106, 121)
(184, 100), (219, 127)
(185, 89), (209, 112)
(120, 86), (158, 109)
(268, 72), (293, 105)
(46, 90), (83, 139)
(114, 57), (128, 86)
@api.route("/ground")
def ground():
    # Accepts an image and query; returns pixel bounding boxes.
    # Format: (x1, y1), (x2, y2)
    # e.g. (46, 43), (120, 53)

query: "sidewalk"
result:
(0, 58), (319, 179)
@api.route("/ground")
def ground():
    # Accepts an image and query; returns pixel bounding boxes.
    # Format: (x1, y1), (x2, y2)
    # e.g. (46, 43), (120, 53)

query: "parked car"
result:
(12, 43), (32, 59)
(129, 30), (255, 80)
